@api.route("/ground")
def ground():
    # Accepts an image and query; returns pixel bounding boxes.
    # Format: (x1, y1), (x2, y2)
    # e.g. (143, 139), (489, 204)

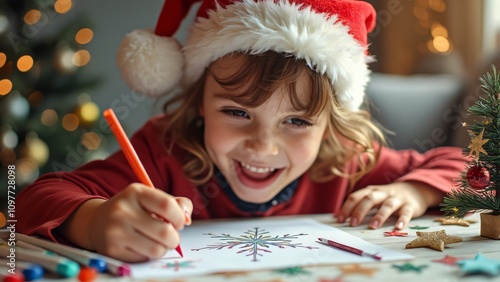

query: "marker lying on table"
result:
(317, 237), (382, 261)
(15, 234), (106, 273)
(103, 108), (184, 258)
(0, 245), (79, 278)
(0, 259), (44, 281)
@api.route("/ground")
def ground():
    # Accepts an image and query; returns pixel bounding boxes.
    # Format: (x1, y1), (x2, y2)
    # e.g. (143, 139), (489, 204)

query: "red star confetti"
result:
(433, 255), (465, 266)
(384, 230), (408, 237)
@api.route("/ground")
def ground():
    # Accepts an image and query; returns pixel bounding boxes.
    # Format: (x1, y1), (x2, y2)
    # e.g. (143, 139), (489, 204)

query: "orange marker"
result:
(103, 108), (184, 258)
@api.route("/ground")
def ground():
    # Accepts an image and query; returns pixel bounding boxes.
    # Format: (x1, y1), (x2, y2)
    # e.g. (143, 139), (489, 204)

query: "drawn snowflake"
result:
(191, 227), (318, 261)
(153, 260), (197, 272)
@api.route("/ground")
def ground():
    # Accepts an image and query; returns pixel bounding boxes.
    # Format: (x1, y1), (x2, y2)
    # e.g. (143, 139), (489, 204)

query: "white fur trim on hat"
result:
(183, 0), (369, 111)
(116, 29), (184, 96)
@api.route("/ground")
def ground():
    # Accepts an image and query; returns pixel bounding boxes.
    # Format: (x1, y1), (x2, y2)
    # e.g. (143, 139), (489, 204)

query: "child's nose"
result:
(244, 129), (279, 156)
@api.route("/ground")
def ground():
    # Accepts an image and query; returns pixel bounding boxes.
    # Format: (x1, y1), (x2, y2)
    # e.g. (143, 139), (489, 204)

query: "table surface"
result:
(83, 213), (500, 281)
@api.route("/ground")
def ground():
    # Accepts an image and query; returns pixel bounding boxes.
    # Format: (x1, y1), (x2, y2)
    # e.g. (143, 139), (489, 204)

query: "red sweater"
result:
(17, 115), (467, 242)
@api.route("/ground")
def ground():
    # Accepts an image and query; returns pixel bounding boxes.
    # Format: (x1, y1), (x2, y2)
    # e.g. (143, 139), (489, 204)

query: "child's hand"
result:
(336, 181), (442, 230)
(89, 183), (193, 262)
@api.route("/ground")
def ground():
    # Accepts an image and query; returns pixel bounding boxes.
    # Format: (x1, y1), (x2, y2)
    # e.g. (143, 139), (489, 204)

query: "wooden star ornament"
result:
(468, 129), (489, 161)
(435, 217), (477, 227)
(405, 230), (462, 251)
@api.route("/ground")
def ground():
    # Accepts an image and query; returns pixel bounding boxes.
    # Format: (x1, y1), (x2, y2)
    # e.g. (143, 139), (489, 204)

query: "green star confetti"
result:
(392, 262), (428, 272)
(272, 266), (311, 276)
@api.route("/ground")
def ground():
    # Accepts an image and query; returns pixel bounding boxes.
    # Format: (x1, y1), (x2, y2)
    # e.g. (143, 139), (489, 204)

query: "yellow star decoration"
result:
(461, 122), (467, 127)
(338, 264), (378, 277)
(467, 129), (489, 161)
(405, 230), (462, 251)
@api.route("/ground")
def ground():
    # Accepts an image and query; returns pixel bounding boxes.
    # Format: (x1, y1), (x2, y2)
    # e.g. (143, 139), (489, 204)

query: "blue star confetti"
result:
(456, 253), (500, 276)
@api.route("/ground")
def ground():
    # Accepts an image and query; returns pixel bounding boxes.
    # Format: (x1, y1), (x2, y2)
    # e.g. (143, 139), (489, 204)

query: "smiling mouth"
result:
(234, 160), (283, 189)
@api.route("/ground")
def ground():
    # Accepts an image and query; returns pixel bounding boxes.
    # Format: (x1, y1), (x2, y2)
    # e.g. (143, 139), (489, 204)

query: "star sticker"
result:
(433, 255), (465, 266)
(468, 129), (489, 161)
(273, 266), (310, 277)
(405, 230), (462, 251)
(392, 262), (427, 272)
(409, 225), (429, 230)
(318, 276), (344, 282)
(384, 230), (408, 236)
(338, 264), (378, 277)
(214, 271), (249, 278)
(456, 253), (500, 276)
(461, 122), (467, 127)
(435, 217), (477, 227)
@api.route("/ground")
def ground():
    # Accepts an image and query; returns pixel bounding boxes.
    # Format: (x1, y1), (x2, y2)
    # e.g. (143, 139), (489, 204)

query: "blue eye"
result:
(221, 109), (249, 119)
(285, 118), (312, 128)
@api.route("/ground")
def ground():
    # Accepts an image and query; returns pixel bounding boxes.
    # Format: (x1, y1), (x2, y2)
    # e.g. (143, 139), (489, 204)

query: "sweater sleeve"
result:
(16, 115), (173, 242)
(353, 146), (467, 193)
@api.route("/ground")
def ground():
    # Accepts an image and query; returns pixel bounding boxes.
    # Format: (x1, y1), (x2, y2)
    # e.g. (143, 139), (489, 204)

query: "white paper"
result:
(130, 218), (414, 278)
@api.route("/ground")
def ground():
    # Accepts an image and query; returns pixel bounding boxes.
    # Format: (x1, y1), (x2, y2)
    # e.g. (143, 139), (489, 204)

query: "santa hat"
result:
(116, 0), (376, 111)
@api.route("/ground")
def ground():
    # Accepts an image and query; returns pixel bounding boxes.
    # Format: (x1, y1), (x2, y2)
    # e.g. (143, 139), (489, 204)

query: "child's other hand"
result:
(90, 183), (193, 262)
(336, 181), (442, 230)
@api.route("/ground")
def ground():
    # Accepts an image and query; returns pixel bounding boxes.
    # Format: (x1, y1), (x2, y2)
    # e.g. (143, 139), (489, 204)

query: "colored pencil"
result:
(317, 237), (382, 260)
(16, 233), (106, 273)
(103, 108), (184, 258)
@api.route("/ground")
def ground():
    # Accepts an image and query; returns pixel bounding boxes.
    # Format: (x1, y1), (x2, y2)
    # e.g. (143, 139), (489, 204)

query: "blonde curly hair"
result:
(162, 51), (385, 187)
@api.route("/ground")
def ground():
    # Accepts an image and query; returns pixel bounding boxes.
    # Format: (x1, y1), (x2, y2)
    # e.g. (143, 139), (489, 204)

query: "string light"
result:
(415, 0), (452, 54)
(0, 52), (6, 68)
(24, 10), (41, 25)
(54, 0), (73, 14)
(0, 79), (13, 96)
(41, 109), (58, 127)
(17, 55), (34, 72)
(75, 28), (93, 45)
(62, 113), (79, 131)
(72, 50), (91, 67)
(28, 91), (43, 107)
(81, 132), (101, 150)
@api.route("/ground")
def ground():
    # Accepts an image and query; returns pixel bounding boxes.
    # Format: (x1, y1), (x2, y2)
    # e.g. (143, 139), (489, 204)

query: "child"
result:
(17, 0), (467, 262)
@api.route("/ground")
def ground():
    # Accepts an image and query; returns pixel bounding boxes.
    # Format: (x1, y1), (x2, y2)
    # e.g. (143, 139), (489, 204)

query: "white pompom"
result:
(116, 29), (184, 96)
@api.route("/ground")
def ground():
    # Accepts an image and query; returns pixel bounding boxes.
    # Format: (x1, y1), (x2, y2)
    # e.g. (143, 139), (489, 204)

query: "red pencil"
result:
(317, 237), (382, 260)
(104, 108), (184, 258)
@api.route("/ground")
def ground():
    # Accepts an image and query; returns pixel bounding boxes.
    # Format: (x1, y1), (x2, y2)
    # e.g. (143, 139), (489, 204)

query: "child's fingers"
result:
(339, 189), (387, 226)
(134, 185), (186, 230)
(175, 197), (193, 226)
(126, 228), (171, 260)
(131, 207), (181, 250)
(395, 205), (414, 230)
(369, 197), (403, 229)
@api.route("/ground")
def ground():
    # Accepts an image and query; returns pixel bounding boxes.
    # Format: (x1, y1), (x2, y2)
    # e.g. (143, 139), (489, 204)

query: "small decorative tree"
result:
(440, 65), (500, 239)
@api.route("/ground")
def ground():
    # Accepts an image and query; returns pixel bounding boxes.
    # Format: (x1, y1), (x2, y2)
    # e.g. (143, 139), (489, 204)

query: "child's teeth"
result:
(241, 162), (275, 173)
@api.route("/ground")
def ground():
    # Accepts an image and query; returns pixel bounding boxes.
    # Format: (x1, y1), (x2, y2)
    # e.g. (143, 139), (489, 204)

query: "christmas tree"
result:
(0, 0), (110, 195)
(440, 65), (500, 218)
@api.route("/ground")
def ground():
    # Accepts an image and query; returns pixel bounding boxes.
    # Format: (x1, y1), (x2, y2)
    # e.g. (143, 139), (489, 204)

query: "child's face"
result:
(200, 55), (328, 204)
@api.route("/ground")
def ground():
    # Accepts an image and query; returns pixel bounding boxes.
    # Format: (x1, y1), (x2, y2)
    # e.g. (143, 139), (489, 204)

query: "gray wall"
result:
(74, 0), (188, 138)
